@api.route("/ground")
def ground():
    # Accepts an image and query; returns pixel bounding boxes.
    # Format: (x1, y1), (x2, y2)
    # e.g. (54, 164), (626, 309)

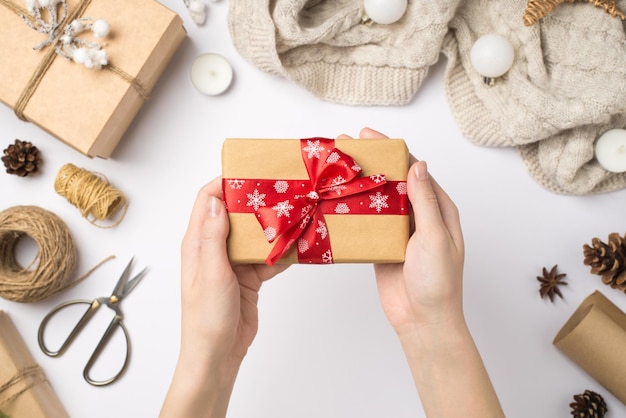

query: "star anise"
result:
(537, 265), (567, 302)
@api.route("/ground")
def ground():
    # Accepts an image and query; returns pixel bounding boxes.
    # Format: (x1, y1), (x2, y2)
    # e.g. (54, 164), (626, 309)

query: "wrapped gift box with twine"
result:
(0, 0), (185, 158)
(0, 311), (69, 417)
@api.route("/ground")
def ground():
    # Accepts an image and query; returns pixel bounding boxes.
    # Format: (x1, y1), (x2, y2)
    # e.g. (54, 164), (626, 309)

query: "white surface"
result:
(1, 2), (626, 417)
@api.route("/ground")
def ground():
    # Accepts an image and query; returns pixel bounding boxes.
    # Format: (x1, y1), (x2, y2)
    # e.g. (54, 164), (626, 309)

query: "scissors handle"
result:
(38, 299), (97, 357)
(38, 299), (131, 386)
(84, 316), (131, 386)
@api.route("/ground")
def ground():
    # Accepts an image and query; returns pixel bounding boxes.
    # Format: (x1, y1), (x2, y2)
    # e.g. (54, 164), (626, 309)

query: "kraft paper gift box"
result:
(0, 0), (185, 158)
(0, 311), (69, 418)
(222, 138), (410, 265)
(553, 291), (626, 405)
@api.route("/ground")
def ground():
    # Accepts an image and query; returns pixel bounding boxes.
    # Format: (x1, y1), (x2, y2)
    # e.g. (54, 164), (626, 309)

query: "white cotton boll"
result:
(37, 0), (61, 8)
(92, 49), (108, 68)
(60, 34), (72, 44)
(25, 0), (37, 13)
(72, 47), (89, 65)
(92, 19), (110, 38)
(69, 20), (83, 33)
(187, 0), (206, 25)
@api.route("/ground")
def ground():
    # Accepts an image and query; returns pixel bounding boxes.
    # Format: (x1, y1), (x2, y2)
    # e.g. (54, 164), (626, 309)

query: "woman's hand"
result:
(161, 178), (288, 418)
(338, 128), (503, 418)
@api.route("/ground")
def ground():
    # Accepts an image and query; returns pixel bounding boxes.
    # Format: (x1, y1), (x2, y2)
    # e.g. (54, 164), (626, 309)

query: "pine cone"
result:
(570, 390), (607, 418)
(1, 139), (41, 177)
(583, 233), (626, 293)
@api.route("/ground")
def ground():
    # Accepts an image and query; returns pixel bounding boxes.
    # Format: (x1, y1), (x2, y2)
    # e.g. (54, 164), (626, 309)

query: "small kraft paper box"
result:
(553, 291), (626, 405)
(0, 0), (185, 158)
(0, 311), (69, 418)
(222, 137), (410, 265)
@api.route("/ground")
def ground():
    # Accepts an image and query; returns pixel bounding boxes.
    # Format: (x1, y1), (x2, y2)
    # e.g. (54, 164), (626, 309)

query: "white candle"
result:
(190, 53), (233, 96)
(595, 129), (626, 173)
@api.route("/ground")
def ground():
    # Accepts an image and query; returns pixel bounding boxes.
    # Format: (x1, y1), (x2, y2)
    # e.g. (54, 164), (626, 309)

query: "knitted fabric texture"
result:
(443, 0), (626, 194)
(228, 0), (461, 105)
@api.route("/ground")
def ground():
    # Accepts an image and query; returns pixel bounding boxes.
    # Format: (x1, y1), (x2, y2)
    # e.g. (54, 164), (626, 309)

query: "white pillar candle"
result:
(595, 129), (626, 173)
(190, 53), (233, 96)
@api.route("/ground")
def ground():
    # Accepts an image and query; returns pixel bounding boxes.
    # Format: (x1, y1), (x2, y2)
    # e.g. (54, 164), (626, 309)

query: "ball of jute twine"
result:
(54, 163), (128, 227)
(0, 205), (112, 303)
(0, 205), (77, 302)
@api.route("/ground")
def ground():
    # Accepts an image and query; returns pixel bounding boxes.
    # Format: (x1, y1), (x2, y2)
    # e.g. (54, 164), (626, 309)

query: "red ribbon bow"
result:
(223, 138), (408, 265)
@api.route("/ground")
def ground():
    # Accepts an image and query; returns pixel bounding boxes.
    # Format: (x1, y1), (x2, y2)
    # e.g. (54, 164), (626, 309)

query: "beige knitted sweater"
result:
(228, 0), (626, 195)
(228, 0), (460, 105)
(443, 0), (626, 194)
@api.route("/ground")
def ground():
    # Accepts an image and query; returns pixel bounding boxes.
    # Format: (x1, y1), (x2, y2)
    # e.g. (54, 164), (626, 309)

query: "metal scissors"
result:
(37, 258), (148, 386)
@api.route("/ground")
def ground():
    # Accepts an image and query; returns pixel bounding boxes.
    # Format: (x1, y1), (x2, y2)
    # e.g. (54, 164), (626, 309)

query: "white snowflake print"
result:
(246, 189), (266, 210)
(303, 140), (325, 159)
(351, 163), (361, 172)
(264, 226), (277, 241)
(297, 238), (309, 254)
(334, 203), (350, 214)
(227, 179), (245, 190)
(369, 192), (389, 213)
(272, 200), (294, 218)
(370, 174), (386, 184)
(326, 151), (340, 163)
(328, 176), (347, 195)
(300, 213), (311, 229)
(315, 220), (328, 239)
(396, 182), (407, 195)
(322, 250), (333, 264)
(301, 205), (313, 217)
(273, 180), (289, 193)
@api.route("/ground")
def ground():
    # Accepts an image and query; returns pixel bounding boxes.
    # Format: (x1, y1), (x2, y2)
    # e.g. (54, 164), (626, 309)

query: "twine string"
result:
(0, 0), (149, 122)
(54, 163), (128, 227)
(0, 365), (45, 408)
(0, 205), (113, 302)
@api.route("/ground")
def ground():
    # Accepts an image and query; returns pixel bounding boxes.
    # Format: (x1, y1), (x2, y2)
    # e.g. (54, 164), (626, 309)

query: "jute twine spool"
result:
(54, 163), (128, 227)
(0, 206), (77, 302)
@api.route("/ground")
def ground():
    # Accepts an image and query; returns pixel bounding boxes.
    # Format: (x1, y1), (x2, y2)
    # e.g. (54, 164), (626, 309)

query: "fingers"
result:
(359, 127), (388, 139)
(337, 127), (389, 140)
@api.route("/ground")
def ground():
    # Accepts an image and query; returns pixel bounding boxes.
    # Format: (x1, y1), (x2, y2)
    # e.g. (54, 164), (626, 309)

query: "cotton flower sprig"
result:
(23, 0), (68, 50)
(184, 0), (207, 25)
(183, 0), (221, 25)
(58, 18), (110, 69)
(22, 0), (110, 69)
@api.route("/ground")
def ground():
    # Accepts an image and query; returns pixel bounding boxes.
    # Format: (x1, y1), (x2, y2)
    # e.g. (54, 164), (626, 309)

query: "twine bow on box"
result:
(223, 138), (409, 265)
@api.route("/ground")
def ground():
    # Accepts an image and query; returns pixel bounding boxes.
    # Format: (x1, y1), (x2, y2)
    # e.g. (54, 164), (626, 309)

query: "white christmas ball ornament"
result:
(470, 34), (514, 79)
(364, 0), (407, 24)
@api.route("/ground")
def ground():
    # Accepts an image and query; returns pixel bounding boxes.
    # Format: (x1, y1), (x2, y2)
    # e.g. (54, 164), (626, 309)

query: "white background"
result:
(2, 1), (626, 417)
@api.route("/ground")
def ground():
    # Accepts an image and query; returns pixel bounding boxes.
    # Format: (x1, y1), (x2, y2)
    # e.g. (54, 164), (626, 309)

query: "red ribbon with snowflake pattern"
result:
(222, 138), (408, 265)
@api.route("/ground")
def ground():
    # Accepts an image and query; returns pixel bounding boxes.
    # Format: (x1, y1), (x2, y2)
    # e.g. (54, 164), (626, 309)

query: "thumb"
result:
(408, 161), (445, 234)
(200, 196), (231, 266)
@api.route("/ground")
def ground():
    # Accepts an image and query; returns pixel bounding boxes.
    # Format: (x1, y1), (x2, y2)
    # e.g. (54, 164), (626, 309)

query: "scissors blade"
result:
(120, 267), (148, 299)
(111, 257), (135, 298)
